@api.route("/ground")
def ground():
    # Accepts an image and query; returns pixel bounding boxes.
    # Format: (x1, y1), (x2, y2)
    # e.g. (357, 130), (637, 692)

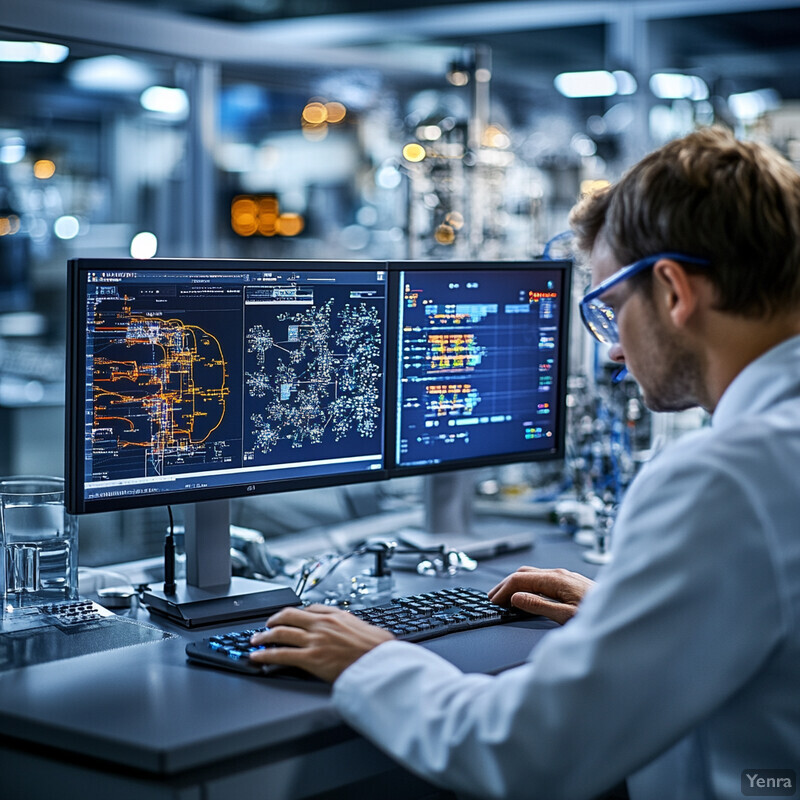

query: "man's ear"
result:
(652, 259), (698, 328)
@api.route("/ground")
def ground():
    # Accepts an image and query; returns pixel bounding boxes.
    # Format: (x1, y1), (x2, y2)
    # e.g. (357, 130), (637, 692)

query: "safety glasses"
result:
(580, 252), (711, 346)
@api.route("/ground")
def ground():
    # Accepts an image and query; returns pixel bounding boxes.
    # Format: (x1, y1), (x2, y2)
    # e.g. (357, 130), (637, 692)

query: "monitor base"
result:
(142, 577), (301, 628)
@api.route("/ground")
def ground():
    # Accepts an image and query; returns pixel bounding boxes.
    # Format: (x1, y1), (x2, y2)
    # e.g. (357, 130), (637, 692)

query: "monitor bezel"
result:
(385, 259), (572, 478)
(65, 257), (391, 515)
(66, 257), (571, 516)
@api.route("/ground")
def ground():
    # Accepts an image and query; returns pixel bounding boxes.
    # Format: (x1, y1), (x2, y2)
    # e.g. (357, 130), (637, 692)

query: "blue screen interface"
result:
(395, 266), (564, 468)
(81, 266), (387, 502)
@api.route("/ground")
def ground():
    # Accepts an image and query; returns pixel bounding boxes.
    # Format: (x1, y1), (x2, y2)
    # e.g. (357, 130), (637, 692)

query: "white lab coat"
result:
(333, 334), (800, 800)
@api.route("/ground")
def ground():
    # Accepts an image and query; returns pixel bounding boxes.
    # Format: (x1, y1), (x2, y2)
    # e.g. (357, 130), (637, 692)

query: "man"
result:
(249, 127), (800, 799)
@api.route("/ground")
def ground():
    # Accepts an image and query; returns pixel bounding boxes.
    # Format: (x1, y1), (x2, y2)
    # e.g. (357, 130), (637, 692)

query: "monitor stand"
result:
(396, 471), (536, 561)
(141, 499), (301, 628)
(424, 470), (474, 536)
(393, 470), (473, 551)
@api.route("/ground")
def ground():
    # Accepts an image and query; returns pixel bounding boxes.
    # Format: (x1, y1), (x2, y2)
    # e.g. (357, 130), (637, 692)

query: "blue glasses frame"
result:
(580, 251), (711, 347)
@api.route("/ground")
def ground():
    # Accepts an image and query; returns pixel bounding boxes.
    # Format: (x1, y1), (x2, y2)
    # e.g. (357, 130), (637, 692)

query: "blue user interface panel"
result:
(394, 264), (567, 470)
(79, 264), (387, 505)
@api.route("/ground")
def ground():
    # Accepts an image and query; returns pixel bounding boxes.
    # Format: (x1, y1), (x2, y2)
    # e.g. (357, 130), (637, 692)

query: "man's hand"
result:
(488, 566), (595, 625)
(248, 605), (395, 683)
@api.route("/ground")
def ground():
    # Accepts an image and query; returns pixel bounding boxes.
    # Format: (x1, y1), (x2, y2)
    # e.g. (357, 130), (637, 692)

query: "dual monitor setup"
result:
(65, 257), (572, 626)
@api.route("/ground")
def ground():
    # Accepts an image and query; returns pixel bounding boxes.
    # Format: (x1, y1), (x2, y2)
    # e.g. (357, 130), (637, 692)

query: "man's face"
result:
(589, 236), (703, 413)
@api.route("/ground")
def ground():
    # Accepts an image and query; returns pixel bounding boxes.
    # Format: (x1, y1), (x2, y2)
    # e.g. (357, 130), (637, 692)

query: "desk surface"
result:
(0, 518), (597, 786)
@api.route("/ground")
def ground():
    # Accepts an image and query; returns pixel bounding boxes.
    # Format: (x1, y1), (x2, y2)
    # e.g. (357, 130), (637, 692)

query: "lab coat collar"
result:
(712, 333), (800, 429)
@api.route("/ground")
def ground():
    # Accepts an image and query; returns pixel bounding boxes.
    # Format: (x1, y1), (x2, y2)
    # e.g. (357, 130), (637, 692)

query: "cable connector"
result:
(163, 505), (177, 595)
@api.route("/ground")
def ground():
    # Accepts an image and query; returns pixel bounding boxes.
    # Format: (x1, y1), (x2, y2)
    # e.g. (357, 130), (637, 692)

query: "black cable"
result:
(163, 505), (176, 595)
(294, 564), (314, 596)
(295, 548), (368, 597)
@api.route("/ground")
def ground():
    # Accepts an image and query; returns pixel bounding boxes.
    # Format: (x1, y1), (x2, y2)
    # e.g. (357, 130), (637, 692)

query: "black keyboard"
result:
(185, 586), (528, 678)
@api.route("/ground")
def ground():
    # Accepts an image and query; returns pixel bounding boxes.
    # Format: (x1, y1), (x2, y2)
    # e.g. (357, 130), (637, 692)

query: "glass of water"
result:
(0, 476), (78, 610)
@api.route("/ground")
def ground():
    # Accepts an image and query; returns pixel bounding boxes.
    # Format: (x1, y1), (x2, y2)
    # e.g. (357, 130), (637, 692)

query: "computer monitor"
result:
(386, 260), (571, 537)
(65, 257), (571, 626)
(388, 261), (570, 474)
(66, 258), (388, 625)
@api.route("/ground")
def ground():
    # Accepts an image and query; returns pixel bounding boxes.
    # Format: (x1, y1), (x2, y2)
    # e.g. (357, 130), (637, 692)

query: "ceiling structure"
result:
(3, 0), (800, 150)
(105, 0), (537, 23)
(4, 0), (800, 99)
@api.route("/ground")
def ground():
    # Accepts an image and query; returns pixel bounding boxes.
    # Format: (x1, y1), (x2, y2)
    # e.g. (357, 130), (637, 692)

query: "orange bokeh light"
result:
(434, 224), (455, 245)
(34, 159), (56, 179)
(276, 213), (304, 237)
(325, 101), (346, 123)
(231, 195), (304, 238)
(302, 101), (327, 125)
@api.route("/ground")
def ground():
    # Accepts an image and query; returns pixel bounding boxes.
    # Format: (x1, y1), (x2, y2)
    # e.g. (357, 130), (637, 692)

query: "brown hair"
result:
(569, 126), (800, 317)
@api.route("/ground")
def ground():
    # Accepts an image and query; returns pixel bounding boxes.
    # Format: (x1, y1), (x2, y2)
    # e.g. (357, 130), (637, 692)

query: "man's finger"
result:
(302, 603), (345, 615)
(511, 591), (573, 625)
(248, 645), (307, 667)
(489, 572), (547, 605)
(488, 566), (540, 598)
(250, 625), (309, 647)
(510, 591), (551, 613)
(266, 604), (339, 629)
